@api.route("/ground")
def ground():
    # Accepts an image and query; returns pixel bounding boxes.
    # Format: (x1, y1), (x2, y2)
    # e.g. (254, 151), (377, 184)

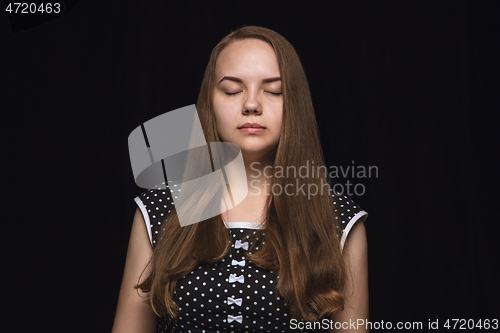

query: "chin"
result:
(239, 145), (276, 158)
(226, 137), (278, 158)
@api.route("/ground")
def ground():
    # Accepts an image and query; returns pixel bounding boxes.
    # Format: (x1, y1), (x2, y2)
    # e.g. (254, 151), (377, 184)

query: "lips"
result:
(238, 122), (266, 129)
(238, 122), (266, 134)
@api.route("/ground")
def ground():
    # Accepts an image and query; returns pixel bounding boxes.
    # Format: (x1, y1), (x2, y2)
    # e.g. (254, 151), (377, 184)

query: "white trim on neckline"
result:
(224, 222), (265, 229)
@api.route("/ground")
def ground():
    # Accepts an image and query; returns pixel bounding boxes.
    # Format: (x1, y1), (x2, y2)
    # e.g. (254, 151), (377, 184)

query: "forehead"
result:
(215, 39), (281, 78)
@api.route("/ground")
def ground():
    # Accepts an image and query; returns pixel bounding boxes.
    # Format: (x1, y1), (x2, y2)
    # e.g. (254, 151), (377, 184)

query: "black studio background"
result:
(1, 1), (498, 332)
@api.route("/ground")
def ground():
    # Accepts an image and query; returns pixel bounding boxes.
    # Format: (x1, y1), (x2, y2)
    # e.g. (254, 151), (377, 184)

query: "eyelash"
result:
(224, 91), (282, 96)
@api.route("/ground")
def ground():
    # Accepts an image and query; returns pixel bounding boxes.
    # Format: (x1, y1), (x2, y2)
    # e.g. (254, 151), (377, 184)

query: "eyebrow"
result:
(218, 76), (281, 84)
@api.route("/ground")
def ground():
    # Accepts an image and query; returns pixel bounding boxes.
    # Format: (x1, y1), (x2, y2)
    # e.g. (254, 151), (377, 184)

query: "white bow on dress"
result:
(235, 240), (249, 250)
(228, 273), (244, 284)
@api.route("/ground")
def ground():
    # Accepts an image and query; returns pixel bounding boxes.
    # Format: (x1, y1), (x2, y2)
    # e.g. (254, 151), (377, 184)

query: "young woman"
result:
(112, 26), (368, 333)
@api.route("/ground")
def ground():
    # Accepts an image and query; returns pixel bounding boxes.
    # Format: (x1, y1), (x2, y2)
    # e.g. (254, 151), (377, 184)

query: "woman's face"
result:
(213, 38), (283, 161)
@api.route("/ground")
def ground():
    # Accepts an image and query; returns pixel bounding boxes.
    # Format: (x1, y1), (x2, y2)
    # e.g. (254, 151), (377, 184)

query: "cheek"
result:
(213, 109), (233, 140)
(212, 98), (224, 130)
(274, 109), (284, 131)
(274, 111), (284, 142)
(214, 113), (225, 136)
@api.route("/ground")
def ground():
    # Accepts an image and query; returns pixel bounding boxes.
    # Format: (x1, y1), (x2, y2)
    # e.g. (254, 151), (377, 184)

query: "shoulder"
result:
(332, 193), (368, 251)
(134, 186), (175, 248)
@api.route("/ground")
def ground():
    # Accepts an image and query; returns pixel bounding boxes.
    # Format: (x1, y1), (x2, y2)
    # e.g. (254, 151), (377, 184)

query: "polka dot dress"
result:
(134, 187), (367, 333)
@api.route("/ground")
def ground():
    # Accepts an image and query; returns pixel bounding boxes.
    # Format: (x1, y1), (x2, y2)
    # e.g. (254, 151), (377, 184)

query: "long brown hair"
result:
(137, 25), (347, 322)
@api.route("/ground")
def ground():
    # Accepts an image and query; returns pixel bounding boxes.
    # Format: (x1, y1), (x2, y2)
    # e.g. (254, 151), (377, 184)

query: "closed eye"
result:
(225, 91), (242, 96)
(266, 91), (282, 96)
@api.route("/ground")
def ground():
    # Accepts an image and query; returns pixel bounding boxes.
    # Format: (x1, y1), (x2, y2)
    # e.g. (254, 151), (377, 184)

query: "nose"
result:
(242, 90), (262, 115)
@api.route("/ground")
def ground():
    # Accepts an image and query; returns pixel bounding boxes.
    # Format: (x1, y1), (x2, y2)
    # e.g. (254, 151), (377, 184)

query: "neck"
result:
(242, 152), (274, 196)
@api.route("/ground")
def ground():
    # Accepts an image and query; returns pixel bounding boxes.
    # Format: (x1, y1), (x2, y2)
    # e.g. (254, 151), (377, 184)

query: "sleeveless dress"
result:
(134, 187), (368, 333)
